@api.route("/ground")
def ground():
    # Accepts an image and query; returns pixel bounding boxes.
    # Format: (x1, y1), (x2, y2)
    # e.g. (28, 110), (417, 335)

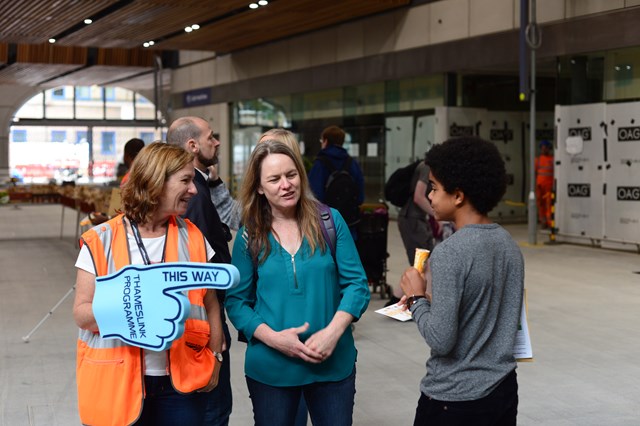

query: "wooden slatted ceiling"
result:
(43, 65), (152, 87)
(0, 0), (410, 88)
(0, 0), (117, 44)
(59, 0), (251, 49)
(158, 0), (411, 53)
(0, 63), (84, 85)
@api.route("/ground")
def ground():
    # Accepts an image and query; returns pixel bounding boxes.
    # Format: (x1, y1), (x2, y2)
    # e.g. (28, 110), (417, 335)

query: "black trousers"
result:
(414, 370), (518, 426)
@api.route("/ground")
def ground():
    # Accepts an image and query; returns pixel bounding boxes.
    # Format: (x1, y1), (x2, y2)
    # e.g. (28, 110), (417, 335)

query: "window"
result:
(101, 132), (116, 155)
(51, 130), (67, 143)
(140, 132), (155, 143)
(105, 87), (116, 101)
(12, 129), (27, 143)
(76, 130), (88, 144)
(75, 86), (92, 101)
(51, 88), (66, 100)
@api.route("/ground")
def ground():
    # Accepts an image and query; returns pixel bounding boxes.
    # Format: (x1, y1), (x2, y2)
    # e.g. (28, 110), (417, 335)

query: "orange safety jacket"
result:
(76, 214), (215, 426)
(535, 154), (554, 186)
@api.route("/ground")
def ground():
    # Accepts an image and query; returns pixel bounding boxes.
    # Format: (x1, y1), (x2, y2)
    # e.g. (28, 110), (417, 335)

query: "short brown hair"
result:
(321, 125), (345, 147)
(121, 142), (194, 224)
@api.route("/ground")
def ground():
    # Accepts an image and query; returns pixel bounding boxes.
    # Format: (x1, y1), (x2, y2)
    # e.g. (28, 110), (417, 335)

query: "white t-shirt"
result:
(75, 230), (215, 376)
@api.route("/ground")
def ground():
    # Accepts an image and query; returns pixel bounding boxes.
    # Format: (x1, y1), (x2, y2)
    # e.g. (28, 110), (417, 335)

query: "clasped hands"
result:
(272, 322), (339, 364)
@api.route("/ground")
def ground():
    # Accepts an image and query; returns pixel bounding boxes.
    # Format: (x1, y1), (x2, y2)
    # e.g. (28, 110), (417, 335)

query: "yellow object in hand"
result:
(413, 248), (430, 274)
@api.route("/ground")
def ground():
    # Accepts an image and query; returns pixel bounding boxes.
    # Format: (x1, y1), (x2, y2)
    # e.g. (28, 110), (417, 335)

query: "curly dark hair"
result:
(425, 137), (506, 215)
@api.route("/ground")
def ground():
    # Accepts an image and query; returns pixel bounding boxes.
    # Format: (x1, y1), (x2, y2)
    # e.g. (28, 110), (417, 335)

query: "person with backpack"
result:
(225, 139), (370, 426)
(309, 125), (364, 239)
(387, 157), (438, 306)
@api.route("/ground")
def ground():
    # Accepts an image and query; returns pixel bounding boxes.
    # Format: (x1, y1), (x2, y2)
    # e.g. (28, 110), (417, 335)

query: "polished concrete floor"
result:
(1, 203), (639, 425)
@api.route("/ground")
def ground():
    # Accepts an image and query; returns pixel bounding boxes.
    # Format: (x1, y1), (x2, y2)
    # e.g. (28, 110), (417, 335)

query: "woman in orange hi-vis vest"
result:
(535, 140), (554, 228)
(73, 143), (223, 426)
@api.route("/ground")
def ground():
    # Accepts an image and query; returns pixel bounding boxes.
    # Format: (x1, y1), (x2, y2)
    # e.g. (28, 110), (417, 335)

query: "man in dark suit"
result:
(167, 116), (233, 426)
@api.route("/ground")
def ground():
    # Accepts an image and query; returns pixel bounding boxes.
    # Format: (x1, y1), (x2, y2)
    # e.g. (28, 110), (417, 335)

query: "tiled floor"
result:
(1, 204), (639, 425)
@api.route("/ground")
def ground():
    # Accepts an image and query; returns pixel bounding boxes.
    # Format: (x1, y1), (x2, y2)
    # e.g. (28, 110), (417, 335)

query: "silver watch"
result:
(213, 351), (223, 362)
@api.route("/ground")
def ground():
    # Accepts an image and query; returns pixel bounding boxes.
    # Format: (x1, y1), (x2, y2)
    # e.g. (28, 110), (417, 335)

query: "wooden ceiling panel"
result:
(0, 0), (410, 88)
(0, 63), (84, 85)
(43, 65), (152, 87)
(158, 0), (411, 53)
(59, 0), (250, 49)
(0, 0), (117, 44)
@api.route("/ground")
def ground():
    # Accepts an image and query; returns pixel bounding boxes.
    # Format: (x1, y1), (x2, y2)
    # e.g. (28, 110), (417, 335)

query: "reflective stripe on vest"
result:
(76, 214), (212, 426)
(536, 155), (554, 177)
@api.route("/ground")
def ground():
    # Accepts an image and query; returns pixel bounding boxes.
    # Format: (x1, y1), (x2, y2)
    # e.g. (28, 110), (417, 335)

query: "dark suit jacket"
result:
(184, 170), (232, 264)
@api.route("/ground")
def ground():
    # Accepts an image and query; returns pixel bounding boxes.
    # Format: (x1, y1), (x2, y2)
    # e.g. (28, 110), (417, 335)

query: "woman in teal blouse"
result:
(225, 140), (370, 426)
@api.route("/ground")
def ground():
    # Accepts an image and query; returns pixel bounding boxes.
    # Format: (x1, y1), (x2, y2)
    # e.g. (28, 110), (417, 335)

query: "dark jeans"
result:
(246, 367), (356, 426)
(133, 375), (207, 426)
(414, 370), (518, 426)
(203, 321), (233, 426)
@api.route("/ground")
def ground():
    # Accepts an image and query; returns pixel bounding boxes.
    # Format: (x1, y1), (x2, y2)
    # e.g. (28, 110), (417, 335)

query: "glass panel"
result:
(45, 86), (73, 119)
(135, 92), (156, 120)
(604, 47), (640, 101)
(11, 129), (28, 143)
(10, 126), (89, 184)
(140, 132), (155, 143)
(300, 89), (343, 119)
(355, 83), (384, 115)
(101, 132), (116, 155)
(76, 86), (105, 119)
(51, 130), (67, 143)
(15, 91), (44, 119)
(106, 87), (135, 120)
(557, 55), (604, 105)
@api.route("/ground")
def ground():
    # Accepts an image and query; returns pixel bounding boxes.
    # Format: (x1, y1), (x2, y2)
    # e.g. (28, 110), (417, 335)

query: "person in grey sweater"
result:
(208, 164), (241, 231)
(400, 136), (524, 426)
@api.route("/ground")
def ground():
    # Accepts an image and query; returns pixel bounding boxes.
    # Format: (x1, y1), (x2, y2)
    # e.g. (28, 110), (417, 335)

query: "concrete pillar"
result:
(0, 85), (41, 180)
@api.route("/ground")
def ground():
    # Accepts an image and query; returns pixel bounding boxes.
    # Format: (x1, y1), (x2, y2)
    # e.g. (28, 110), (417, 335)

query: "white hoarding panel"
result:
(555, 104), (606, 241)
(414, 115), (436, 159)
(434, 107), (484, 144)
(602, 102), (640, 245)
(484, 111), (526, 220)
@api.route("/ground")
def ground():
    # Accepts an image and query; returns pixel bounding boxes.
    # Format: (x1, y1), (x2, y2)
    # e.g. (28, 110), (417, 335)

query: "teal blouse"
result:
(226, 208), (370, 386)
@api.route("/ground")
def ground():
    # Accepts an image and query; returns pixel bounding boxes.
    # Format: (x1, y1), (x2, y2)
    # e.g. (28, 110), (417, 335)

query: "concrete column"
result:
(0, 85), (40, 180)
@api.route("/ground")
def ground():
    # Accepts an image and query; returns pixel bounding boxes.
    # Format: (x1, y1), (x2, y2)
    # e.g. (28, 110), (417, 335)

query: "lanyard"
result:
(127, 218), (166, 265)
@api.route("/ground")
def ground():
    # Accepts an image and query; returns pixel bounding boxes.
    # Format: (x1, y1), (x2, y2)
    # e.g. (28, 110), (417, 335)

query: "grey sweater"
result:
(209, 179), (241, 231)
(410, 223), (524, 401)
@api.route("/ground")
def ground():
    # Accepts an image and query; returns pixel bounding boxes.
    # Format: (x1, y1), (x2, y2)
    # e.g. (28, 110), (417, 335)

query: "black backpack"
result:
(318, 155), (360, 227)
(384, 160), (421, 207)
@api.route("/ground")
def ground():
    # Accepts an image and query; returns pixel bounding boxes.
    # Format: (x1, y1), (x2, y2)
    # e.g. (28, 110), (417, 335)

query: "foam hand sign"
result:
(93, 262), (239, 351)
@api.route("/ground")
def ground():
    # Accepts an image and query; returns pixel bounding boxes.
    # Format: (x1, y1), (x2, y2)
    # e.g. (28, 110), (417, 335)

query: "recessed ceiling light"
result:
(143, 42), (149, 48)
(249, 3), (259, 9)
(48, 38), (56, 44)
(148, 41), (155, 46)
(84, 19), (92, 24)
(185, 26), (193, 32)
(191, 24), (200, 30)
(258, 0), (268, 5)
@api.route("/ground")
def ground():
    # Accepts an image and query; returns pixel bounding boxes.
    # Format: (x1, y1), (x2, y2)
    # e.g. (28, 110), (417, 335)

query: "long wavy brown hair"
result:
(240, 139), (325, 264)
(120, 142), (194, 224)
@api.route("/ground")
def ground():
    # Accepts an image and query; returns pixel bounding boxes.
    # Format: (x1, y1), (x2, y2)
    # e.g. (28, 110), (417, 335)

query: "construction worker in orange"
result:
(535, 140), (554, 229)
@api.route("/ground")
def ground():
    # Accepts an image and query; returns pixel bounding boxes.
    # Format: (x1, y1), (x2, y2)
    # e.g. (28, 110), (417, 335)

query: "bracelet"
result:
(405, 294), (426, 309)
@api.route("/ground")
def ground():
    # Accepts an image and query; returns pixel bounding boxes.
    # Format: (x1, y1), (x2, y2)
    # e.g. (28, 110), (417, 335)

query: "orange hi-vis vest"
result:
(77, 214), (214, 426)
(535, 154), (554, 185)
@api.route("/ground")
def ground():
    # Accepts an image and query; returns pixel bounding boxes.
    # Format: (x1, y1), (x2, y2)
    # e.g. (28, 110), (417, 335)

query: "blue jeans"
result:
(246, 367), (356, 426)
(413, 370), (518, 426)
(203, 321), (233, 425)
(133, 375), (207, 426)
